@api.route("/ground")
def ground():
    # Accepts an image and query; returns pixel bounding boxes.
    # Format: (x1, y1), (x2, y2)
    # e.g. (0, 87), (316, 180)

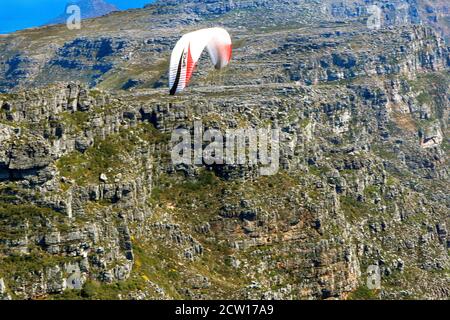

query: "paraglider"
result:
(169, 27), (232, 95)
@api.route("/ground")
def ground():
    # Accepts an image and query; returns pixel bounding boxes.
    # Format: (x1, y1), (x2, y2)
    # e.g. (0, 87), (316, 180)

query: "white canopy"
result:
(169, 27), (232, 95)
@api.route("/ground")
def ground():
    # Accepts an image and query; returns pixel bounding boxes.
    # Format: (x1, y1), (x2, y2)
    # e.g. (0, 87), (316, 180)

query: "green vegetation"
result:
(308, 165), (331, 177)
(97, 59), (169, 91)
(416, 92), (432, 105)
(0, 201), (68, 239)
(149, 169), (223, 224)
(408, 71), (449, 119)
(372, 144), (397, 161)
(50, 277), (149, 300)
(60, 111), (90, 132)
(57, 123), (168, 185)
(181, 170), (218, 192)
(348, 285), (379, 300)
(0, 248), (74, 287)
(340, 195), (373, 221)
(364, 185), (380, 198)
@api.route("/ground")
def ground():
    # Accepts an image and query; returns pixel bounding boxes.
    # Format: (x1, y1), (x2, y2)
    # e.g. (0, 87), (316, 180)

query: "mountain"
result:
(50, 0), (119, 24)
(0, 0), (448, 300)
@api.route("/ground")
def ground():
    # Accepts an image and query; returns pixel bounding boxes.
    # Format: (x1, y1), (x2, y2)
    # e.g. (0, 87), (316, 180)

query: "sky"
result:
(0, 0), (154, 34)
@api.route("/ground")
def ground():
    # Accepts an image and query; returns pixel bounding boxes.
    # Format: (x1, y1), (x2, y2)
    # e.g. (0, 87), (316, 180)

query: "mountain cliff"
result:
(0, 0), (448, 300)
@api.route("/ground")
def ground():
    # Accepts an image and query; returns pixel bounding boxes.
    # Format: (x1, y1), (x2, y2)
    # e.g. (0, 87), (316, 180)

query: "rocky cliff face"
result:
(0, 0), (448, 300)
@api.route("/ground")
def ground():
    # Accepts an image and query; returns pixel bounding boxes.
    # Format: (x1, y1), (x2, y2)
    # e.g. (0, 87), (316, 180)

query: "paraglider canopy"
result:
(169, 27), (232, 95)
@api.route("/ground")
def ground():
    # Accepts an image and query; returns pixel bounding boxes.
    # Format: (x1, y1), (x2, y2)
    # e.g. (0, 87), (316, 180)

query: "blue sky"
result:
(0, 0), (153, 34)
